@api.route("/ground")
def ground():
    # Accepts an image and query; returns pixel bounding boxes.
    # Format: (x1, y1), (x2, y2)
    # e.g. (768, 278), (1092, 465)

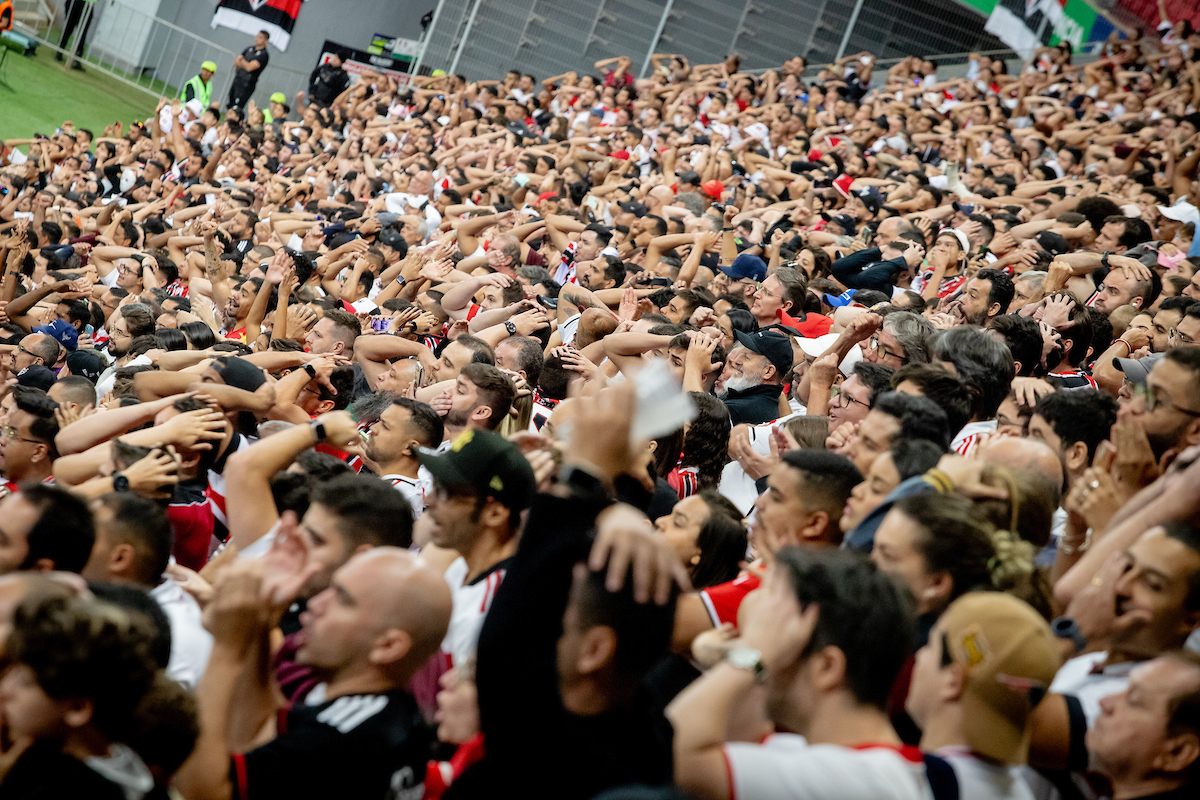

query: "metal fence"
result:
(416, 0), (1014, 83)
(12, 0), (311, 108)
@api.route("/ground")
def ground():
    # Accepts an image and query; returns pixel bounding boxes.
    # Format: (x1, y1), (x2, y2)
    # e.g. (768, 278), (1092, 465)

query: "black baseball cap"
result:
(65, 350), (104, 383)
(16, 365), (56, 392)
(1034, 231), (1069, 256)
(734, 329), (794, 374)
(417, 430), (536, 512)
(618, 200), (649, 217)
(211, 356), (266, 392)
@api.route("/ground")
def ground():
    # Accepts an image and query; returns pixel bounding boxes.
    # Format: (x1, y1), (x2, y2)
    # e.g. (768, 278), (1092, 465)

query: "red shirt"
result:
(699, 572), (761, 628)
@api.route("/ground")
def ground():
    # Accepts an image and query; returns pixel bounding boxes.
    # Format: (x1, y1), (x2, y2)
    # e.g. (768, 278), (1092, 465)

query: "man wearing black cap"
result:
(416, 429), (535, 667)
(720, 329), (792, 425)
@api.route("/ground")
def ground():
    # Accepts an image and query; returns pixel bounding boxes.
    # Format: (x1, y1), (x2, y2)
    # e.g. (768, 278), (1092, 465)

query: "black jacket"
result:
(452, 490), (674, 799)
(831, 246), (907, 294)
(723, 383), (784, 425)
(308, 63), (349, 107)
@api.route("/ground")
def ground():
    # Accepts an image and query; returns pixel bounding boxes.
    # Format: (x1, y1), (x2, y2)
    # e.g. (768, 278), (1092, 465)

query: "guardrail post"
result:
(639, 0), (674, 79)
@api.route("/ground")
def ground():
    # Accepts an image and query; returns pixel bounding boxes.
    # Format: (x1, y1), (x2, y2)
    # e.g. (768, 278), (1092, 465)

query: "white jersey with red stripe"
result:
(553, 241), (578, 285)
(439, 555), (511, 667)
(950, 419), (997, 457)
(204, 433), (253, 528)
(380, 473), (432, 518)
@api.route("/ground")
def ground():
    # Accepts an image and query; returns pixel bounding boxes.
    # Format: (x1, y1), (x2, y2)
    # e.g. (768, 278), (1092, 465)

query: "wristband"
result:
(310, 419), (327, 443)
(1114, 338), (1132, 354)
(1051, 616), (1087, 655)
(303, 363), (317, 379)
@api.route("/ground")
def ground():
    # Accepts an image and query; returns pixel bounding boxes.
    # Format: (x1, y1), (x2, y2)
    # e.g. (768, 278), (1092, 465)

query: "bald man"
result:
(177, 549), (451, 800)
(976, 435), (1065, 489)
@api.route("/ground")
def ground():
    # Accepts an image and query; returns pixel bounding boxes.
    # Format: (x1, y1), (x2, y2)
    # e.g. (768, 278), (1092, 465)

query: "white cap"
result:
(1159, 199), (1200, 225)
(794, 332), (862, 375)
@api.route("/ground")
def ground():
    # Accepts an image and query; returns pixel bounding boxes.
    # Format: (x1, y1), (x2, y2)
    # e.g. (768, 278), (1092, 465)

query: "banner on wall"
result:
(318, 40), (418, 87)
(212, 0), (304, 52)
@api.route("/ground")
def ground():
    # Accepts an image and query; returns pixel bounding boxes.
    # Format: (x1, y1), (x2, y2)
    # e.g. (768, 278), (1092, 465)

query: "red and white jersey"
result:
(700, 572), (762, 629)
(553, 241), (578, 285)
(950, 419), (996, 458)
(204, 433), (252, 528)
(440, 555), (511, 667)
(380, 473), (432, 518)
(667, 465), (700, 499)
(165, 279), (189, 298)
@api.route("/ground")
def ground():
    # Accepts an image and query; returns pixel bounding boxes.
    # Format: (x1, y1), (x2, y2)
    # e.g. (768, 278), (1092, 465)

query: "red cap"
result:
(808, 148), (823, 161)
(537, 192), (556, 203)
(701, 180), (725, 200)
(833, 174), (853, 199)
(611, 149), (630, 160)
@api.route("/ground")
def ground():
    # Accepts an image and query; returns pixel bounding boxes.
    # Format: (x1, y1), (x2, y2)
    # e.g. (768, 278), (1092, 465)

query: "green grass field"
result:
(0, 42), (160, 141)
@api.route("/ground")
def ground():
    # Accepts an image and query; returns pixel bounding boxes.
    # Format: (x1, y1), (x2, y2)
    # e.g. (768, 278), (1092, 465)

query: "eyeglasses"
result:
(117, 262), (140, 276)
(1169, 328), (1197, 347)
(16, 344), (42, 364)
(1, 424), (43, 445)
(867, 334), (908, 365)
(830, 385), (870, 410)
(1132, 382), (1200, 417)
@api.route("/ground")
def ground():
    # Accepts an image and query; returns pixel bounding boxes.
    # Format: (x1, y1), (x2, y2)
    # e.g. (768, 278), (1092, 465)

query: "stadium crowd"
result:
(2, 12), (1200, 800)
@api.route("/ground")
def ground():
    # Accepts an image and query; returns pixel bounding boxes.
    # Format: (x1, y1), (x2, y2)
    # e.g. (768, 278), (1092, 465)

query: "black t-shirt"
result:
(0, 742), (127, 800)
(235, 45), (269, 87)
(232, 690), (430, 800)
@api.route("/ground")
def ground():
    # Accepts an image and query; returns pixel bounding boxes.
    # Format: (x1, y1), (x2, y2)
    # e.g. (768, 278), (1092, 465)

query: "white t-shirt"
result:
(439, 555), (508, 666)
(380, 473), (431, 519)
(723, 734), (934, 800)
(938, 748), (1035, 800)
(150, 577), (213, 689)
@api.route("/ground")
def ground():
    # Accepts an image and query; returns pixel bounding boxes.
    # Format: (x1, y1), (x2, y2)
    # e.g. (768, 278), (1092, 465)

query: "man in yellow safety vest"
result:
(180, 60), (217, 109)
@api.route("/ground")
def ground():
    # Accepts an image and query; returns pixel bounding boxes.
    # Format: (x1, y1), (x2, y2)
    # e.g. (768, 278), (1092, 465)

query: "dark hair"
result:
(988, 315), (1042, 377)
(310, 474), (415, 550)
(975, 269), (1014, 316)
(890, 437), (946, 480)
(390, 397), (444, 448)
(689, 491), (748, 590)
(94, 493), (173, 586)
(874, 391), (950, 450)
(851, 362), (896, 406)
(931, 327), (1015, 419)
(895, 493), (998, 604)
(154, 327), (188, 351)
(129, 673), (199, 780)
(776, 547), (914, 709)
(1033, 389), (1118, 463)
(679, 394), (731, 490)
(1163, 522), (1200, 611)
(322, 308), (362, 349)
(502, 336), (545, 387)
(452, 334), (496, 366)
(460, 363), (516, 431)
(120, 304), (156, 339)
(572, 563), (676, 679)
(180, 321), (217, 350)
(781, 449), (864, 538)
(19, 484), (95, 573)
(7, 594), (158, 741)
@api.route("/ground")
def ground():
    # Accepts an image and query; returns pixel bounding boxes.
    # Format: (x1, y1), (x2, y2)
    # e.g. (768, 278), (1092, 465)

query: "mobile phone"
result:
(370, 316), (390, 331)
(413, 362), (424, 386)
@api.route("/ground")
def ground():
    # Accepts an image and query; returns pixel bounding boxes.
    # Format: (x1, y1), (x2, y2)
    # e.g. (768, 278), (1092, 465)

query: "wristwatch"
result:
(310, 419), (327, 444)
(1100, 251), (1112, 270)
(725, 647), (767, 683)
(504, 320), (517, 336)
(1051, 616), (1087, 655)
(303, 363), (317, 379)
(112, 473), (130, 492)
